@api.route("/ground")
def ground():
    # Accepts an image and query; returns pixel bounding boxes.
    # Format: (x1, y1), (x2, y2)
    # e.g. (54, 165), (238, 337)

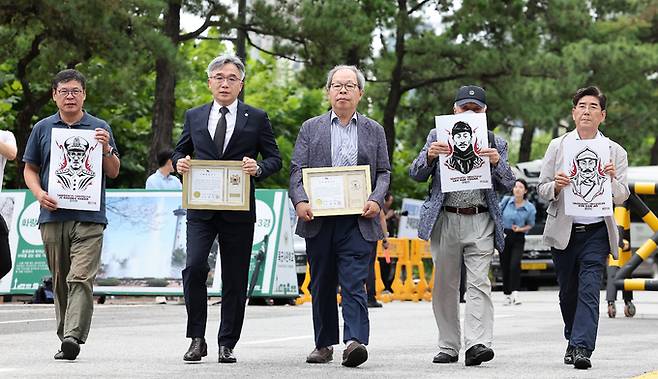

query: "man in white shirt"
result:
(172, 54), (281, 364)
(145, 149), (181, 190)
(0, 129), (17, 280)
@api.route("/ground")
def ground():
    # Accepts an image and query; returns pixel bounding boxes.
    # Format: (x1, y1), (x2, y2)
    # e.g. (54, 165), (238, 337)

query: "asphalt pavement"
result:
(1, 290), (658, 378)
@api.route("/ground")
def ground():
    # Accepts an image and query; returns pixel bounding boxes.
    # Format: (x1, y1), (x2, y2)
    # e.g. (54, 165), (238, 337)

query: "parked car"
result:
(491, 161), (658, 290)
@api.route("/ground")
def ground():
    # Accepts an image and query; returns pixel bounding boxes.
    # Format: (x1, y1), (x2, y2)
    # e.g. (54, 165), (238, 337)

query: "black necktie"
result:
(214, 106), (229, 157)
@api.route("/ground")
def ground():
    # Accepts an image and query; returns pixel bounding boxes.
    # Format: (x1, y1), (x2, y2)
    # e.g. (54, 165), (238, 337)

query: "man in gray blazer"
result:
(289, 65), (390, 368)
(538, 86), (629, 370)
(409, 85), (515, 366)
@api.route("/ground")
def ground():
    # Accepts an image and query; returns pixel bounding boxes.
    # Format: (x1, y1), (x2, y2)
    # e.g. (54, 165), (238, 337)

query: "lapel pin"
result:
(244, 112), (248, 117)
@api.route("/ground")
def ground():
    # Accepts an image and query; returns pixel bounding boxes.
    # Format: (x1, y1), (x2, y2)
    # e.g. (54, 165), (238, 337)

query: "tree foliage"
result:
(0, 0), (656, 202)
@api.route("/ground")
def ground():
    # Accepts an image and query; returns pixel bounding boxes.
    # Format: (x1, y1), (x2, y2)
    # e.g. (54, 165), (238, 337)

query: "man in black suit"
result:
(172, 54), (282, 363)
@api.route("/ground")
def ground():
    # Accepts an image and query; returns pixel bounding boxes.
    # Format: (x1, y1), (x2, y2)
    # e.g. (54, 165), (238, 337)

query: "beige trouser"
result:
(41, 221), (104, 343)
(430, 211), (494, 355)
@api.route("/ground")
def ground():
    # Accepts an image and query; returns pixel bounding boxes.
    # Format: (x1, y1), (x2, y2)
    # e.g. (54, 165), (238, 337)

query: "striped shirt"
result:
(330, 111), (358, 167)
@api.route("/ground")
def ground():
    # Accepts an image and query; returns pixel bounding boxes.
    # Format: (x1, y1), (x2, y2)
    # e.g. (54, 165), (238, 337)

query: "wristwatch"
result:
(102, 146), (114, 157)
(255, 165), (262, 177)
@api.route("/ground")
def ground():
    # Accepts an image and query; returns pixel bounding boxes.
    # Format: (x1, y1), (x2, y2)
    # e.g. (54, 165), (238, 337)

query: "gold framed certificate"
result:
(182, 160), (250, 211)
(302, 165), (372, 217)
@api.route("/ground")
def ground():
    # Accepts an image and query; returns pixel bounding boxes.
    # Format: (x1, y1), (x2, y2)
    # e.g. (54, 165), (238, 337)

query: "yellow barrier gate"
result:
(607, 182), (658, 317)
(295, 238), (438, 305)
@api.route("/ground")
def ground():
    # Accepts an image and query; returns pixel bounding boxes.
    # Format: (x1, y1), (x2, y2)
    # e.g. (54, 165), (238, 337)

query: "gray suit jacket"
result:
(289, 111), (391, 242)
(537, 130), (630, 258)
(409, 129), (516, 252)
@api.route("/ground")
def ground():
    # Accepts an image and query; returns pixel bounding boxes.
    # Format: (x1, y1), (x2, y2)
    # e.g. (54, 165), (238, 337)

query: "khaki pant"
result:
(430, 211), (494, 355)
(41, 221), (104, 343)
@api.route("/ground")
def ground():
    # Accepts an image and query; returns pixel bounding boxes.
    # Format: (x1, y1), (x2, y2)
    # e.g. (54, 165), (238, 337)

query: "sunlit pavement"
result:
(1, 289), (657, 378)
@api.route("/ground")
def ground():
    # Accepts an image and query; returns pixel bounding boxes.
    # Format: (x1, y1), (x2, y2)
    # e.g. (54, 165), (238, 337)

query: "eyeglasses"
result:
(209, 75), (242, 85)
(329, 82), (359, 92)
(57, 88), (83, 97)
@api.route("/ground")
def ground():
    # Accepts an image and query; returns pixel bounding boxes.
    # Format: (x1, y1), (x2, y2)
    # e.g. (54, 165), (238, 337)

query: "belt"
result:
(572, 221), (606, 233)
(443, 205), (489, 215)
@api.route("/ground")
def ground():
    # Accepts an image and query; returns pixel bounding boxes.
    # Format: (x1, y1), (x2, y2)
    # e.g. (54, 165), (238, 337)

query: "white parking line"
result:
(242, 335), (312, 345)
(0, 318), (55, 324)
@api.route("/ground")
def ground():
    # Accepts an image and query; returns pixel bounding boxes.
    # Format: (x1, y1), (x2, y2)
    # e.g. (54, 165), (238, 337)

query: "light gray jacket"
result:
(537, 130), (630, 258)
(289, 111), (391, 242)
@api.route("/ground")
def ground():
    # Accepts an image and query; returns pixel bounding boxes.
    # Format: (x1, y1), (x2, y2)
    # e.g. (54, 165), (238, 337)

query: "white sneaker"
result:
(155, 296), (167, 304)
(503, 295), (512, 306)
(512, 291), (521, 305)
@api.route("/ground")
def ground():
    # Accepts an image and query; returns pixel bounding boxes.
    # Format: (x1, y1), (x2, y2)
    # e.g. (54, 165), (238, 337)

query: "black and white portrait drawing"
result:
(435, 112), (491, 193)
(563, 138), (612, 217)
(48, 128), (102, 211)
(55, 136), (96, 191)
(568, 147), (607, 203)
(445, 121), (485, 175)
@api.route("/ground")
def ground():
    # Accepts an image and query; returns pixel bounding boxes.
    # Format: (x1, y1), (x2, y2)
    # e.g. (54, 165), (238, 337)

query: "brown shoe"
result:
(342, 342), (368, 367)
(306, 346), (333, 363)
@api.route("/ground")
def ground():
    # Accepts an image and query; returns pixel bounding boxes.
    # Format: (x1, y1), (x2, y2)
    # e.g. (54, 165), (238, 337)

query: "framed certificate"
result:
(302, 165), (372, 217)
(182, 160), (250, 211)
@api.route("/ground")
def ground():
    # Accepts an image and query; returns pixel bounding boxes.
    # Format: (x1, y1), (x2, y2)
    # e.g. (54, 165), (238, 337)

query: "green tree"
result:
(0, 0), (165, 188)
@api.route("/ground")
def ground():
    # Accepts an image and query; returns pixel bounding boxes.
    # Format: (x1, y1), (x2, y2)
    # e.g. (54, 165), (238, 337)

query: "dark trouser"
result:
(605, 265), (633, 303)
(552, 222), (608, 352)
(378, 258), (394, 292)
(183, 216), (254, 349)
(0, 214), (11, 280)
(306, 216), (374, 348)
(501, 230), (525, 295)
(366, 245), (377, 301)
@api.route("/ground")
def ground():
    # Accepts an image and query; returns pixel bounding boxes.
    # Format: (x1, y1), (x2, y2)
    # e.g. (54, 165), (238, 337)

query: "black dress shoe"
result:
(465, 344), (494, 366)
(564, 345), (575, 365)
(573, 347), (592, 370)
(218, 346), (237, 363)
(183, 337), (207, 362)
(60, 336), (80, 360)
(306, 346), (333, 363)
(433, 352), (458, 363)
(367, 300), (383, 308)
(54, 351), (65, 360)
(342, 342), (368, 367)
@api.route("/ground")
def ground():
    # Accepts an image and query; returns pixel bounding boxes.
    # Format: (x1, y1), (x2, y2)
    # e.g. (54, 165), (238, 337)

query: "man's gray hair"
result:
(325, 65), (366, 91)
(207, 54), (246, 80)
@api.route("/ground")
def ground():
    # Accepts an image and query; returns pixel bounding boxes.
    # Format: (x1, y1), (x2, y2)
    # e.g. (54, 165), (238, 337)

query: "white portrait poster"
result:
(563, 137), (612, 217)
(435, 112), (491, 193)
(48, 128), (102, 211)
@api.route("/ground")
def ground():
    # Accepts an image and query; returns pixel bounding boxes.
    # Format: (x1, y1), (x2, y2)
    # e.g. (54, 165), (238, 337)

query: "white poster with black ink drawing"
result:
(563, 137), (612, 217)
(48, 128), (102, 211)
(435, 112), (491, 193)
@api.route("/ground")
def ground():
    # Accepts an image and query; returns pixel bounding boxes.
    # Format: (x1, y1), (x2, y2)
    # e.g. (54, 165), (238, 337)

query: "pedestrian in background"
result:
(145, 149), (181, 190)
(0, 128), (17, 280)
(499, 178), (536, 305)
